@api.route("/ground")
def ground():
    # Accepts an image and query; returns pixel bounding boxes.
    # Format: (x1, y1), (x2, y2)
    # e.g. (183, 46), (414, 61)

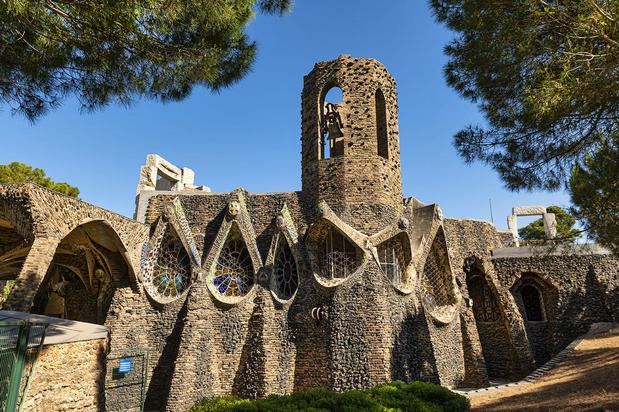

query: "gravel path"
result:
(469, 329), (619, 411)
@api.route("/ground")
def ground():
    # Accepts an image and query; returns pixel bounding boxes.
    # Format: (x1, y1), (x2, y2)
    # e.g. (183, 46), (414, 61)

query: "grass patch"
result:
(191, 380), (469, 411)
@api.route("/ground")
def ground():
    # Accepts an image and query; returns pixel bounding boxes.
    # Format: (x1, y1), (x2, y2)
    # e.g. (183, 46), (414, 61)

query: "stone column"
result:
(4, 237), (59, 312)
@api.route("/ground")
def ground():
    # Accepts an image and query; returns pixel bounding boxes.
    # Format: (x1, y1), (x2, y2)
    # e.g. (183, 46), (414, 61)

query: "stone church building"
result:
(0, 56), (617, 411)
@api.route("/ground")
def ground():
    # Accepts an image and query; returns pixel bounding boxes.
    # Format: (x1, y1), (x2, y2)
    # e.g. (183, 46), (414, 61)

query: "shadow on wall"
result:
(144, 298), (189, 411)
(391, 312), (437, 384)
(233, 293), (267, 398)
(554, 266), (616, 351)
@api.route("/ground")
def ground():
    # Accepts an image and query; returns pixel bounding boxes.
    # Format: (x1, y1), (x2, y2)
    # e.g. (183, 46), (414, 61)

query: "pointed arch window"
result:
(273, 238), (298, 301)
(213, 226), (254, 298)
(421, 229), (456, 308)
(521, 284), (545, 321)
(150, 227), (191, 300)
(375, 89), (388, 159)
(467, 275), (500, 322)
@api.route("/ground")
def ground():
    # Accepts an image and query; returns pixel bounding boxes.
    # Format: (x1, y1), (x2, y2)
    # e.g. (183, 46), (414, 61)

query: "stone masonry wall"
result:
(493, 252), (618, 361)
(22, 338), (107, 412)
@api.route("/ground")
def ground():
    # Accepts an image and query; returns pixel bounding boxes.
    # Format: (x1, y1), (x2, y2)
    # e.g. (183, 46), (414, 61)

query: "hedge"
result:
(191, 380), (469, 411)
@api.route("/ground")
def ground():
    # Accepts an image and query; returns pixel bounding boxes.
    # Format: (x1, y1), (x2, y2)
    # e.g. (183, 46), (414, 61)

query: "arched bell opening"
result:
(31, 220), (132, 325)
(319, 85), (345, 159)
(376, 232), (413, 290)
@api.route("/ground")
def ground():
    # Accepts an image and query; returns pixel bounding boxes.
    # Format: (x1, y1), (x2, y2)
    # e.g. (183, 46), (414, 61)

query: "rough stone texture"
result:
(493, 252), (619, 365)
(22, 338), (107, 412)
(0, 56), (617, 411)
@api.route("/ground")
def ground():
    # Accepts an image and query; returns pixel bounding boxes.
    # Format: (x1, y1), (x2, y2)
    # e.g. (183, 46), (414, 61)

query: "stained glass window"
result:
(273, 239), (298, 300)
(151, 231), (190, 299)
(213, 229), (254, 297)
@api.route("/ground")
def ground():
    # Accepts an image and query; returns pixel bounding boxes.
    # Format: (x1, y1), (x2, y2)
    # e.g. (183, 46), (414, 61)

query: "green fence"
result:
(0, 322), (47, 412)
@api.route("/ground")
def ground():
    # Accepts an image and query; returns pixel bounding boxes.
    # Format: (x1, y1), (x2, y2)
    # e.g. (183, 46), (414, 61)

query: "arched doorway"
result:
(512, 272), (558, 365)
(32, 221), (133, 324)
(464, 257), (517, 379)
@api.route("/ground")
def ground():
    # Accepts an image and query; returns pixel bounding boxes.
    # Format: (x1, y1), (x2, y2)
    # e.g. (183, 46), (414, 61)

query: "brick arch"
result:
(510, 271), (559, 365)
(28, 219), (137, 324)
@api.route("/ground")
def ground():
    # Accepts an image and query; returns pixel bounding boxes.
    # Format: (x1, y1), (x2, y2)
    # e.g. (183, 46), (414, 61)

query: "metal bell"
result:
(327, 119), (344, 140)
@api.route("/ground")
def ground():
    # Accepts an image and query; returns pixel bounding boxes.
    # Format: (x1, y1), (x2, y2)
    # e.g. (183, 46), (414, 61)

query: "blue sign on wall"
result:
(118, 358), (132, 374)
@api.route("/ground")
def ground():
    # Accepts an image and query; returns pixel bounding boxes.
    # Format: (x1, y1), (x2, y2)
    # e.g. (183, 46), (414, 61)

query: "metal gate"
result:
(105, 349), (149, 412)
(0, 321), (47, 412)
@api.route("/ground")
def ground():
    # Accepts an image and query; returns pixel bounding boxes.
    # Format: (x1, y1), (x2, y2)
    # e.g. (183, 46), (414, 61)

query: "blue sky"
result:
(0, 1), (569, 229)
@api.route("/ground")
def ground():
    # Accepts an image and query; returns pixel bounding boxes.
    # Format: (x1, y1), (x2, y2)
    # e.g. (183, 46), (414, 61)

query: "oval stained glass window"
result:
(273, 239), (298, 300)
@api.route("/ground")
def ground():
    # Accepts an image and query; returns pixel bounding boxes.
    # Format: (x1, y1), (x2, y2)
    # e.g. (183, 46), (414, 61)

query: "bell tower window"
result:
(320, 86), (345, 159)
(376, 89), (388, 159)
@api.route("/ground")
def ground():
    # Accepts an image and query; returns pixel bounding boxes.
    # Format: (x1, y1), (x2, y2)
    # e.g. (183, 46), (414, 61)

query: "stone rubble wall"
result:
(22, 338), (107, 412)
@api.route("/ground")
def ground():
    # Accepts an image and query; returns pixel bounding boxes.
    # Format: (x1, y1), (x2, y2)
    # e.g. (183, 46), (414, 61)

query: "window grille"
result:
(273, 239), (298, 300)
(468, 275), (500, 322)
(521, 284), (544, 321)
(213, 230), (254, 297)
(377, 238), (406, 286)
(421, 235), (454, 307)
(323, 227), (357, 279)
(150, 230), (190, 299)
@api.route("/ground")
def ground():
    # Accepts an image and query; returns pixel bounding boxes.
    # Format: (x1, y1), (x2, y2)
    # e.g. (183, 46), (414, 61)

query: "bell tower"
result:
(301, 55), (403, 231)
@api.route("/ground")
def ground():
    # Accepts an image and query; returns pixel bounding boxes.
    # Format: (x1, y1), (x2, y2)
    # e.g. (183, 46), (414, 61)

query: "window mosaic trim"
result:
(143, 224), (191, 303)
(212, 227), (254, 298)
(272, 237), (299, 301)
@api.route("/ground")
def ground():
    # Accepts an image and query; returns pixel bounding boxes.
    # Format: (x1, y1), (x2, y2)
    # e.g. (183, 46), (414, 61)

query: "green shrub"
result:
(191, 381), (469, 412)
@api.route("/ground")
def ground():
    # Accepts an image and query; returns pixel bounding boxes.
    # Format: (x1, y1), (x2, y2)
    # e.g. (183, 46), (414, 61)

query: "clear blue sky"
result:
(0, 1), (570, 230)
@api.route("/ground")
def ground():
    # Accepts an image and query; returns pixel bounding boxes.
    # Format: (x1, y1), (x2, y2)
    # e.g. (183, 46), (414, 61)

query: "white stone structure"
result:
(507, 206), (557, 245)
(134, 154), (210, 222)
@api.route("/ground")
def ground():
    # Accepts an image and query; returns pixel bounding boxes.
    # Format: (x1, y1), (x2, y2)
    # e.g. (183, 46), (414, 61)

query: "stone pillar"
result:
(4, 237), (59, 312)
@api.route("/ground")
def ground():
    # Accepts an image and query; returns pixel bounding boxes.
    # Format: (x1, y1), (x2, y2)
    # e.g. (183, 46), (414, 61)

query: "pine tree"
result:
(0, 162), (79, 197)
(0, 0), (291, 121)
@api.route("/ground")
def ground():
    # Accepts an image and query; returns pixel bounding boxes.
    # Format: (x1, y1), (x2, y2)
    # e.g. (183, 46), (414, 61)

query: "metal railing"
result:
(0, 322), (47, 412)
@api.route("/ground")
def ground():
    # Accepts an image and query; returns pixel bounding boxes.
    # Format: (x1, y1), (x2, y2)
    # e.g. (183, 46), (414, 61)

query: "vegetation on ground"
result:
(0, 162), (80, 197)
(191, 380), (469, 412)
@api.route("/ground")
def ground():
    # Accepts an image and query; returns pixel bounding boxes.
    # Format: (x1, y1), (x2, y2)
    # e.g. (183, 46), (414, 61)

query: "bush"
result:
(191, 381), (469, 412)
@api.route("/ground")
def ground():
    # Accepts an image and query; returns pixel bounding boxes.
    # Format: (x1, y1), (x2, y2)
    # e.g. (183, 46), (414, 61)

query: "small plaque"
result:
(118, 358), (132, 374)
